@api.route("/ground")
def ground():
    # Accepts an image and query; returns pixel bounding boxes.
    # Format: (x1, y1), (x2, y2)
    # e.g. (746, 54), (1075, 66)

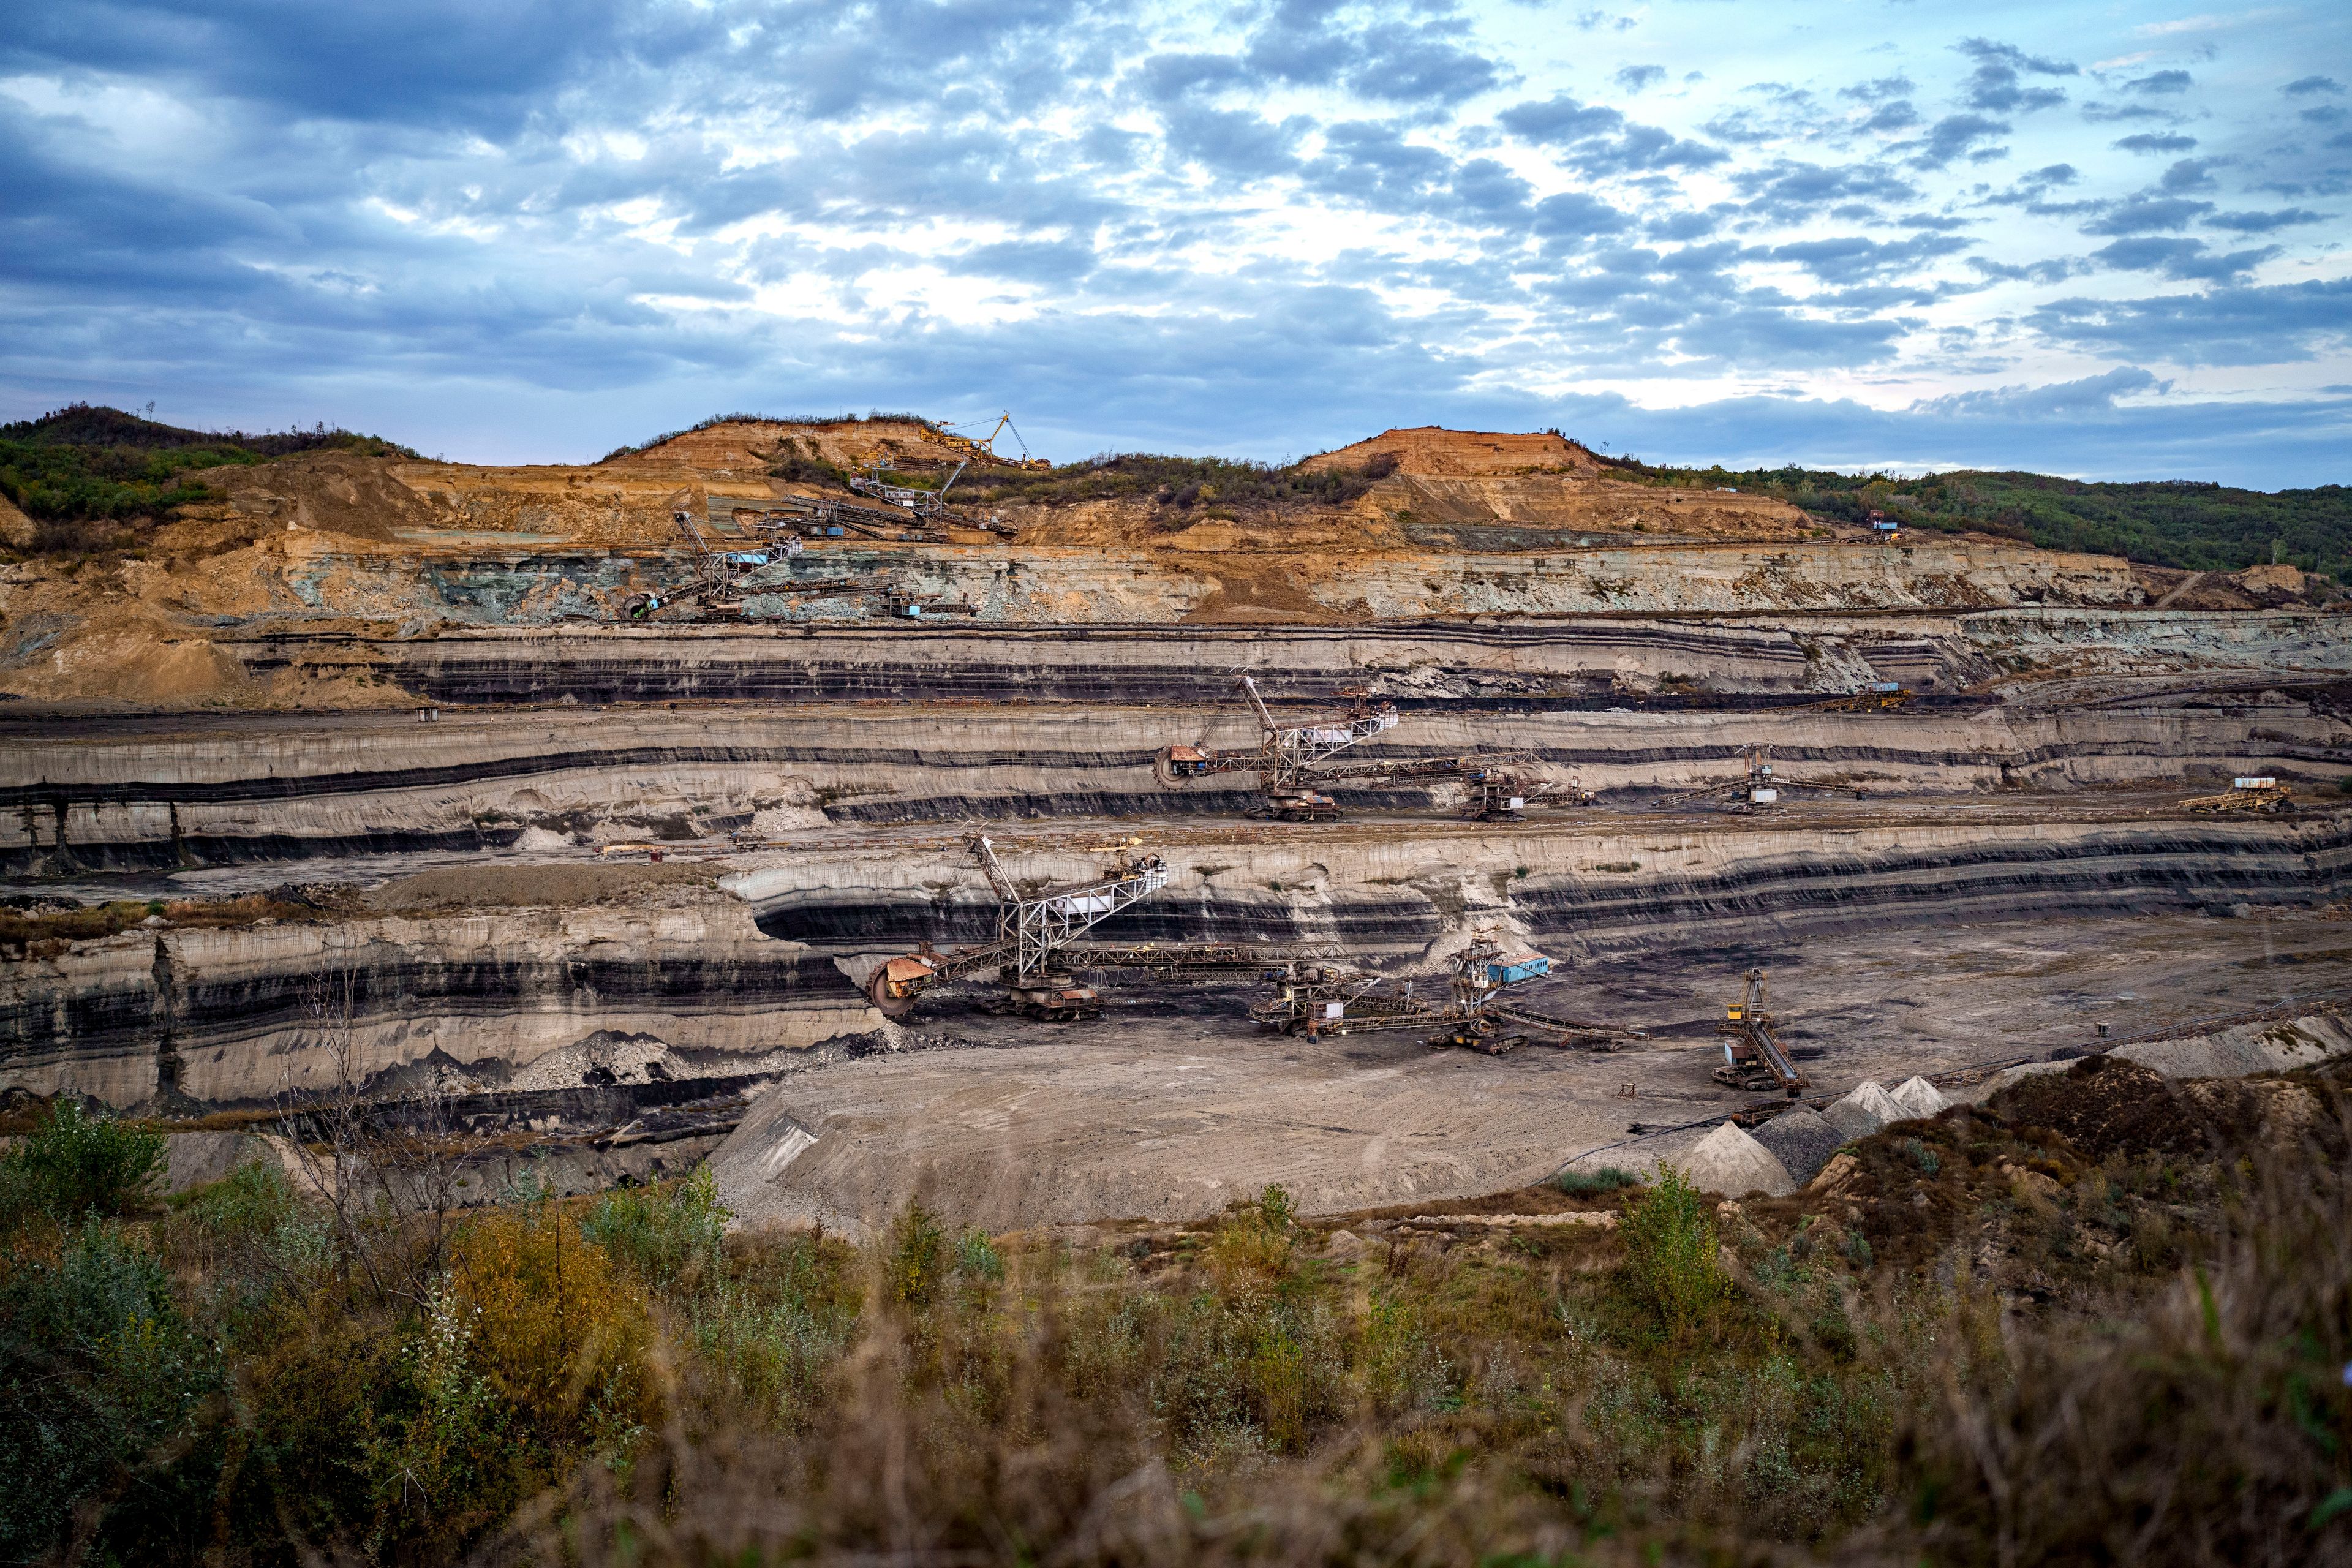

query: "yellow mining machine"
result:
(1155, 676), (1544, 822)
(1713, 968), (1804, 1095)
(938, 412), (1051, 470)
(2181, 776), (2295, 815)
(1810, 681), (1913, 713)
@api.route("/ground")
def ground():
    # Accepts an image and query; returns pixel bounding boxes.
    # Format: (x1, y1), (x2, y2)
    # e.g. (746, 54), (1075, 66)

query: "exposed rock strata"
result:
(0, 899), (865, 1109)
(7, 693), (2346, 872)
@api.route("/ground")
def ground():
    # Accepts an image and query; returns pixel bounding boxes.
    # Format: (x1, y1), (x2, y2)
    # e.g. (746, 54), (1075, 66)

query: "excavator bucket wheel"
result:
(867, 966), (920, 1020)
(1151, 747), (1184, 788)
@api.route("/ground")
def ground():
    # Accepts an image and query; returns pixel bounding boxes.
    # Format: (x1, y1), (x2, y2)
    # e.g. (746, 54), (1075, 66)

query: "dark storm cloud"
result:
(2283, 77), (2343, 97)
(2, 0), (2345, 488)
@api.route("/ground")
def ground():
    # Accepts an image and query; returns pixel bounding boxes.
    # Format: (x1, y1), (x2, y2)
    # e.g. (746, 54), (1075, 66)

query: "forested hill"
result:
(0, 404), (411, 539)
(1590, 451), (2350, 583)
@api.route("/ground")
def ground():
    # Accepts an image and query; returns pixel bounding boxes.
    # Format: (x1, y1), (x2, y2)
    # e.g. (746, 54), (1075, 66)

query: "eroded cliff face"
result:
(726, 814), (2352, 970)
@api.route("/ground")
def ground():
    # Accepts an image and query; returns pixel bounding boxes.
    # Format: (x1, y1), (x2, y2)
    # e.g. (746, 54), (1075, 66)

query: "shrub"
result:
(1618, 1164), (1729, 1338)
(0, 1226), (218, 1561)
(7, 1099), (164, 1218)
(448, 1205), (658, 1476)
(885, 1200), (948, 1309)
(582, 1167), (729, 1291)
(1205, 1184), (1298, 1295)
(1553, 1166), (1637, 1196)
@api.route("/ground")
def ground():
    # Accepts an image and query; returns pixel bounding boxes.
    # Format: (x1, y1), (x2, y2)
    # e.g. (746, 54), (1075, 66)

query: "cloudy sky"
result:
(2, 1), (2347, 483)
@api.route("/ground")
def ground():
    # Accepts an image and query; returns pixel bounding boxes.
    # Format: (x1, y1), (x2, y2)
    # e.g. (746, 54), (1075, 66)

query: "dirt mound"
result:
(203, 450), (442, 541)
(1823, 1080), (1907, 1140)
(1300, 426), (1602, 477)
(605, 417), (1016, 480)
(1891, 1076), (1953, 1118)
(1985, 1055), (2278, 1159)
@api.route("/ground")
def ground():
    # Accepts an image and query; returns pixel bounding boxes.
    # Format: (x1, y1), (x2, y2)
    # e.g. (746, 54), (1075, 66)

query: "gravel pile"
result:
(1682, 1120), (1796, 1197)
(1823, 1079), (1909, 1141)
(1891, 1076), (1953, 1119)
(1751, 1106), (1845, 1186)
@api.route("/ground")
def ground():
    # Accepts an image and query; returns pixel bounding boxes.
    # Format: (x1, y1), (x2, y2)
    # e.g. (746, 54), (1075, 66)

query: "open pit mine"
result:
(4, 418), (2349, 1233)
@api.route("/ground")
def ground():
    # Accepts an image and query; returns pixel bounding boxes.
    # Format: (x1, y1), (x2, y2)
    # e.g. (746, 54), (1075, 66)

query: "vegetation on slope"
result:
(1581, 444), (2352, 582)
(0, 404), (414, 554)
(3, 1055), (2345, 1566)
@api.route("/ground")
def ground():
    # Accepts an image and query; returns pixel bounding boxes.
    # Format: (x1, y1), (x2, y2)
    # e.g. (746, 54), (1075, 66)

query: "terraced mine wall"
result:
(729, 816), (2352, 971)
(221, 607), (2351, 707)
(7, 692), (2347, 873)
(11, 814), (2344, 1113)
(0, 901), (867, 1109)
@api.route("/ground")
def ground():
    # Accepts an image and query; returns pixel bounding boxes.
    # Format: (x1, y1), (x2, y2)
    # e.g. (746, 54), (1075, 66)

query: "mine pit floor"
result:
(712, 908), (2352, 1235)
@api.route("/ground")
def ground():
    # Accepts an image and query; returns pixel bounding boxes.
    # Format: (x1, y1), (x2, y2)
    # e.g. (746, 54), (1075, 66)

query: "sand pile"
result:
(1683, 1120), (1796, 1197)
(1891, 1076), (1952, 1119)
(1751, 1107), (1845, 1185)
(1824, 1080), (1909, 1141)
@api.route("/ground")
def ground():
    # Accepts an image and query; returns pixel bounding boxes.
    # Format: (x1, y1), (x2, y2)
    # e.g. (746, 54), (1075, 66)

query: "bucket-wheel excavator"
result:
(1713, 968), (1804, 1095)
(1251, 933), (1645, 1053)
(1155, 677), (1544, 822)
(867, 837), (1174, 1022)
(1654, 745), (1864, 813)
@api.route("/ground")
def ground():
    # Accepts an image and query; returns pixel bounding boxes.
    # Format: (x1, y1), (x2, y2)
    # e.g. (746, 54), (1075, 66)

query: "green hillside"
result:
(1586, 448), (2351, 582)
(0, 404), (411, 551)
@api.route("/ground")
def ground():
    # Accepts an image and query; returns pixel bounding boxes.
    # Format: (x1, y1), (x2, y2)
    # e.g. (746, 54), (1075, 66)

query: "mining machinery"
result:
(621, 508), (780, 619)
(1809, 681), (1913, 713)
(1251, 934), (1645, 1053)
(939, 411), (1050, 469)
(865, 836), (1321, 1022)
(2182, 776), (2294, 815)
(1654, 745), (1868, 813)
(1155, 677), (1542, 821)
(1713, 968), (1804, 1095)
(867, 836), (1172, 1021)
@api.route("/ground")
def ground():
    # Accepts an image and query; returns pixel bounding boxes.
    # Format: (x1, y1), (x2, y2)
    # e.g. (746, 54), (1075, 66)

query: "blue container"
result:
(1486, 952), (1550, 985)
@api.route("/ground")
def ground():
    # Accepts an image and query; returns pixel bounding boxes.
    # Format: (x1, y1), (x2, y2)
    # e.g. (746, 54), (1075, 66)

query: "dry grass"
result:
(6, 1068), (2349, 1566)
